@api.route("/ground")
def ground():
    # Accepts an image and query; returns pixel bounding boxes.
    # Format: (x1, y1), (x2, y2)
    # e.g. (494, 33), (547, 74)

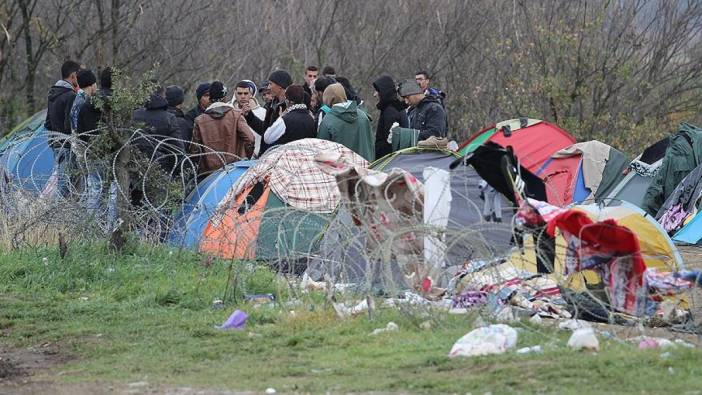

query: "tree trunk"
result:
(18, 0), (35, 112)
(109, 139), (131, 251)
(111, 0), (120, 63)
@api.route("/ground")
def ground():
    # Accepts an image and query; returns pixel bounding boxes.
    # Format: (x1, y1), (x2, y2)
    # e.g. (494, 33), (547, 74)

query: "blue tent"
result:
(169, 160), (254, 248)
(0, 110), (55, 193)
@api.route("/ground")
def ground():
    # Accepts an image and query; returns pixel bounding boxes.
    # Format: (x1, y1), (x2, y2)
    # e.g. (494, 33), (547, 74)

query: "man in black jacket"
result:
(165, 85), (193, 143)
(263, 85), (316, 148)
(132, 86), (184, 174)
(399, 80), (447, 140)
(184, 82), (211, 128)
(77, 67), (112, 138)
(45, 60), (81, 136)
(372, 75), (408, 159)
(45, 60), (81, 197)
(244, 70), (291, 154)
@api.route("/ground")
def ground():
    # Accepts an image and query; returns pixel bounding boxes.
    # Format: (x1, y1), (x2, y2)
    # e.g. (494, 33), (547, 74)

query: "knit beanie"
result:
(196, 82), (211, 100)
(285, 85), (305, 105)
(238, 80), (258, 96)
(165, 85), (185, 107)
(322, 83), (347, 106)
(209, 81), (227, 102)
(77, 69), (97, 89)
(268, 70), (292, 89)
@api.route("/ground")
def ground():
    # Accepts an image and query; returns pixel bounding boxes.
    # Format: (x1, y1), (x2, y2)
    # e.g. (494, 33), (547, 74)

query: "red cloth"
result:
(547, 209), (646, 314)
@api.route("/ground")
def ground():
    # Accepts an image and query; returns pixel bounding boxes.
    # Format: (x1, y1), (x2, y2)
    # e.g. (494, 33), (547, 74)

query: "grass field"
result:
(1, 243), (702, 394)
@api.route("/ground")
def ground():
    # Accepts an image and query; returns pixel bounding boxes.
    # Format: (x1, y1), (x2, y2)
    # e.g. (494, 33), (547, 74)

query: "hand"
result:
(387, 122), (400, 144)
(241, 102), (251, 115)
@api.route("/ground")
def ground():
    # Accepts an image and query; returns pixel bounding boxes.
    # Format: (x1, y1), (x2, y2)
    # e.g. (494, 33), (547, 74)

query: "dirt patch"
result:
(0, 357), (25, 380)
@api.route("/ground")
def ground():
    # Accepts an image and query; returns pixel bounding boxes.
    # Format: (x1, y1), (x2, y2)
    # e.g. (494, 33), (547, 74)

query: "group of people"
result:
(43, 62), (449, 183)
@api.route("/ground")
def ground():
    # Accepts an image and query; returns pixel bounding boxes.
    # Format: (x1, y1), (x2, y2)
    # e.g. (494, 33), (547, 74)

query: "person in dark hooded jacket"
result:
(372, 75), (409, 159)
(45, 60), (81, 138)
(165, 85), (193, 143)
(77, 67), (113, 140)
(132, 86), (184, 173)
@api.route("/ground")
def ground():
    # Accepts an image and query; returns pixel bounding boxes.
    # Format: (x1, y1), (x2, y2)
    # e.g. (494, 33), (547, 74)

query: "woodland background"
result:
(2, 0), (702, 154)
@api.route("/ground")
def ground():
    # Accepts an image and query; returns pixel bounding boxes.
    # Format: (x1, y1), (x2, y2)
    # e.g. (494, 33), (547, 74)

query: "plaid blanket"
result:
(219, 138), (368, 214)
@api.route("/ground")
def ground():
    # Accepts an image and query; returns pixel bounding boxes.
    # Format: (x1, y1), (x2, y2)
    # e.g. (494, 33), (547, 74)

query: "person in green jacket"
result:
(317, 83), (375, 162)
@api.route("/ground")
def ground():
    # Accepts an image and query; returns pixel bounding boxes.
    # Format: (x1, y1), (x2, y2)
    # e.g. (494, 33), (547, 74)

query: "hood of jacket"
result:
(323, 83), (347, 107)
(373, 75), (400, 109)
(47, 80), (74, 101)
(168, 106), (186, 118)
(204, 102), (234, 119)
(329, 101), (360, 123)
(145, 94), (168, 111)
(417, 94), (442, 108)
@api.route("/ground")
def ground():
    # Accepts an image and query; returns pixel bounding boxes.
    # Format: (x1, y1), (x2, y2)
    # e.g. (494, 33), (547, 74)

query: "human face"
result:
(235, 87), (251, 106)
(304, 70), (318, 86)
(269, 82), (285, 99)
(415, 74), (429, 91)
(262, 90), (273, 103)
(68, 72), (79, 89)
(373, 89), (379, 102)
(404, 93), (424, 107)
(199, 93), (210, 109)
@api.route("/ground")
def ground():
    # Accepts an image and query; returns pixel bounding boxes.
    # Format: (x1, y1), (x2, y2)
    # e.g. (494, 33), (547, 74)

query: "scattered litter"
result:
(660, 352), (671, 359)
(42, 257), (48, 266)
(558, 319), (592, 331)
(370, 322), (399, 336)
(301, 273), (327, 291)
(79, 296), (89, 301)
(516, 345), (542, 354)
(448, 308), (469, 314)
(675, 339), (695, 348)
(333, 299), (374, 319)
(567, 328), (599, 351)
(494, 306), (516, 322)
(216, 309), (248, 330)
(668, 367), (675, 375)
(211, 299), (224, 309)
(448, 324), (518, 358)
(265, 388), (277, 394)
(244, 294), (275, 306)
(637, 336), (674, 350)
(419, 321), (432, 330)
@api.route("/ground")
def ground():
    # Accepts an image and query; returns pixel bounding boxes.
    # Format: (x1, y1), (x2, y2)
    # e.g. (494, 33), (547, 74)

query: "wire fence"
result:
(0, 128), (700, 344)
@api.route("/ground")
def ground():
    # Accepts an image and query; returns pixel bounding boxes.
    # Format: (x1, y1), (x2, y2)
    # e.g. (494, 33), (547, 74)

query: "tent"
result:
(318, 147), (514, 273)
(458, 118), (576, 174)
(511, 200), (683, 293)
(199, 139), (367, 261)
(603, 137), (669, 208)
(0, 110), (55, 192)
(169, 160), (253, 248)
(534, 141), (629, 206)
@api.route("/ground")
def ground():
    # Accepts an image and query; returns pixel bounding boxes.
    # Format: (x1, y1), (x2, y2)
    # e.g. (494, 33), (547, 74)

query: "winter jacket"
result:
(132, 94), (185, 171)
(190, 102), (255, 176)
(168, 106), (194, 144)
(44, 80), (76, 137)
(372, 76), (409, 159)
(408, 95), (447, 140)
(643, 123), (702, 215)
(69, 90), (88, 132)
(185, 105), (205, 127)
(317, 100), (374, 162)
(77, 88), (112, 140)
(264, 105), (317, 147)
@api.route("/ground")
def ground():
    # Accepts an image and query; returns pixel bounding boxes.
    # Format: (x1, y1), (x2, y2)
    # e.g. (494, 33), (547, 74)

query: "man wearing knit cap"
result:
(244, 70), (291, 150)
(69, 69), (97, 132)
(166, 85), (194, 143)
(263, 85), (316, 149)
(185, 81), (211, 126)
(190, 81), (255, 177)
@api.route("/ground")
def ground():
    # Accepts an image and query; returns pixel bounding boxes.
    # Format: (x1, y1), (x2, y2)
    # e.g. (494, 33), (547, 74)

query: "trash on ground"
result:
(370, 322), (399, 336)
(559, 319), (592, 331)
(567, 328), (600, 351)
(516, 345), (543, 354)
(216, 309), (248, 330)
(449, 324), (518, 358)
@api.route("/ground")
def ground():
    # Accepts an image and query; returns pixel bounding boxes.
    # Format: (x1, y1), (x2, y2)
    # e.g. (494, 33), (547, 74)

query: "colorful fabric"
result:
(220, 138), (368, 214)
(658, 203), (689, 233)
(546, 209), (646, 314)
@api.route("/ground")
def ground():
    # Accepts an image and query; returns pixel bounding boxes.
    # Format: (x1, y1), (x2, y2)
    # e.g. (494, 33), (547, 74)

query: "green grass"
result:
(1, 243), (702, 393)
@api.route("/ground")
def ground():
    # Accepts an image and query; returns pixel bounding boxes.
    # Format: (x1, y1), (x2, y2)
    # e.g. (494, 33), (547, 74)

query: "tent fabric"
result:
(594, 147), (629, 201)
(224, 138), (368, 214)
(535, 155), (583, 206)
(643, 122), (702, 216)
(656, 162), (702, 234)
(0, 110), (55, 193)
(672, 212), (702, 245)
(552, 141), (611, 201)
(458, 127), (496, 156)
(169, 161), (253, 248)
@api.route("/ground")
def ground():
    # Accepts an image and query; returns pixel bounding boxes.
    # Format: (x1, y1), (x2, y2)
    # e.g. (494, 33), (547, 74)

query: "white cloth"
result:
(263, 116), (286, 145)
(423, 167), (452, 269)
